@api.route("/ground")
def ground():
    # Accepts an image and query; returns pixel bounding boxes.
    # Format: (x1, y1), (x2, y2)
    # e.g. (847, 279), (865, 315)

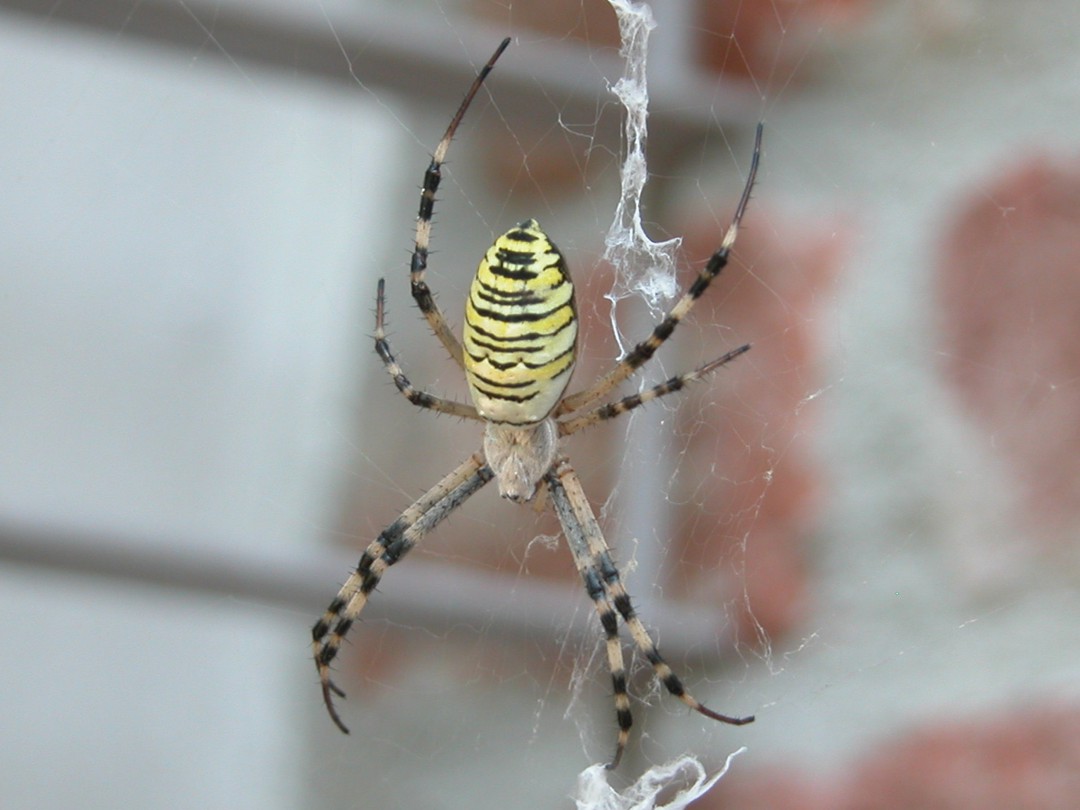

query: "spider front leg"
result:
(409, 37), (510, 369)
(312, 453), (493, 732)
(556, 122), (763, 417)
(545, 458), (753, 768)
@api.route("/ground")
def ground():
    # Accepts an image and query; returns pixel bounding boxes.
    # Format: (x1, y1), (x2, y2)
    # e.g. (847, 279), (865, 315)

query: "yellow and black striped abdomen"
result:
(463, 219), (577, 424)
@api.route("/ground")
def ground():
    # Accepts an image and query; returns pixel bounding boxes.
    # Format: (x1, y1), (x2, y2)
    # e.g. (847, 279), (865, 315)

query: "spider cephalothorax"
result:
(312, 38), (759, 769)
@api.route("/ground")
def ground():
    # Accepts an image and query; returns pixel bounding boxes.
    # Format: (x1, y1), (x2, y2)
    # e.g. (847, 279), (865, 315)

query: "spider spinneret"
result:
(312, 36), (760, 770)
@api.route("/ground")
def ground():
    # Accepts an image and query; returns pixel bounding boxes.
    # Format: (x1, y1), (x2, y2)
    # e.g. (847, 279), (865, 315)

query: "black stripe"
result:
(487, 262), (540, 281)
(418, 162), (439, 220)
(469, 300), (569, 323)
(471, 384), (538, 403)
(468, 316), (575, 343)
(600, 608), (619, 636)
(689, 272), (714, 299)
(623, 317), (676, 366)
(467, 370), (536, 390)
(474, 347), (575, 375)
(410, 251), (428, 278)
(317, 644), (340, 667)
(583, 569), (605, 600)
(467, 336), (545, 354)
(657, 377), (683, 395)
(523, 343), (575, 370)
(653, 317), (677, 342)
(482, 343), (573, 370)
(611, 671), (628, 696)
(663, 674), (685, 697)
(496, 249), (541, 266)
(506, 228), (539, 242)
(474, 285), (545, 306)
(410, 278), (435, 313)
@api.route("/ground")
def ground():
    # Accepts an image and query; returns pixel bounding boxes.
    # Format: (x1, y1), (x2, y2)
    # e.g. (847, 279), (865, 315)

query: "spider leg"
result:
(312, 452), (493, 733)
(558, 343), (750, 437)
(546, 458), (753, 764)
(545, 461), (632, 769)
(410, 37), (511, 369)
(375, 279), (482, 420)
(555, 123), (762, 417)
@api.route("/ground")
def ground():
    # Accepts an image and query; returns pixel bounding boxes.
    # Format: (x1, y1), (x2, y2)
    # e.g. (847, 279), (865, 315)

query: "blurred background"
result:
(3, 0), (1080, 808)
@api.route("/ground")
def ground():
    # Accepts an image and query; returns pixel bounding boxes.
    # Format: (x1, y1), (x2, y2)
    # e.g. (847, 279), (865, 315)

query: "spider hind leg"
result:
(311, 454), (493, 733)
(545, 458), (753, 767)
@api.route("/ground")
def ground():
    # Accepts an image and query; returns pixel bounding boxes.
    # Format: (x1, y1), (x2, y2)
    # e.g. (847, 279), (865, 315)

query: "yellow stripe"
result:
(464, 219), (577, 423)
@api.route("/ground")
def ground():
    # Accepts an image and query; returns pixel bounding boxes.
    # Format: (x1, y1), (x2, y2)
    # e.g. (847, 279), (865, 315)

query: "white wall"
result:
(0, 17), (401, 809)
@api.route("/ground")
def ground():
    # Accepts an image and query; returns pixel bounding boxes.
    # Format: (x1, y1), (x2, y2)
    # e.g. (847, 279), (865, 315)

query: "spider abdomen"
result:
(463, 219), (577, 424)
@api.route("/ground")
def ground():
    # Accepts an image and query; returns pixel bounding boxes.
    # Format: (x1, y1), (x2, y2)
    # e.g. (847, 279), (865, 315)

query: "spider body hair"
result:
(483, 418), (559, 502)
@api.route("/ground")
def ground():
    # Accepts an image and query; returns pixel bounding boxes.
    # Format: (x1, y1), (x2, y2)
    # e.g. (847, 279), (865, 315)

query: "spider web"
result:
(601, 0), (682, 333)
(7, 1), (1080, 809)
(317, 3), (1080, 807)
(567, 2), (758, 805)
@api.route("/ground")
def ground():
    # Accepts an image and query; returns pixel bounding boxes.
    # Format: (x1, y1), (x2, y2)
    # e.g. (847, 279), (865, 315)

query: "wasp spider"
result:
(312, 37), (759, 769)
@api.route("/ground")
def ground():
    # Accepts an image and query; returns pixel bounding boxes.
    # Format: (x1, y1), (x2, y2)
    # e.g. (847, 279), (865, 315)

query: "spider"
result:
(312, 37), (759, 769)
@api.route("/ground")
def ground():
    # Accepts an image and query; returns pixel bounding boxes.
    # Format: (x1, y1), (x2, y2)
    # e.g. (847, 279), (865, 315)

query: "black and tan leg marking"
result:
(545, 461), (633, 769)
(410, 37), (511, 369)
(555, 123), (762, 417)
(375, 279), (483, 420)
(557, 343), (750, 437)
(313, 452), (494, 733)
(545, 457), (754, 766)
